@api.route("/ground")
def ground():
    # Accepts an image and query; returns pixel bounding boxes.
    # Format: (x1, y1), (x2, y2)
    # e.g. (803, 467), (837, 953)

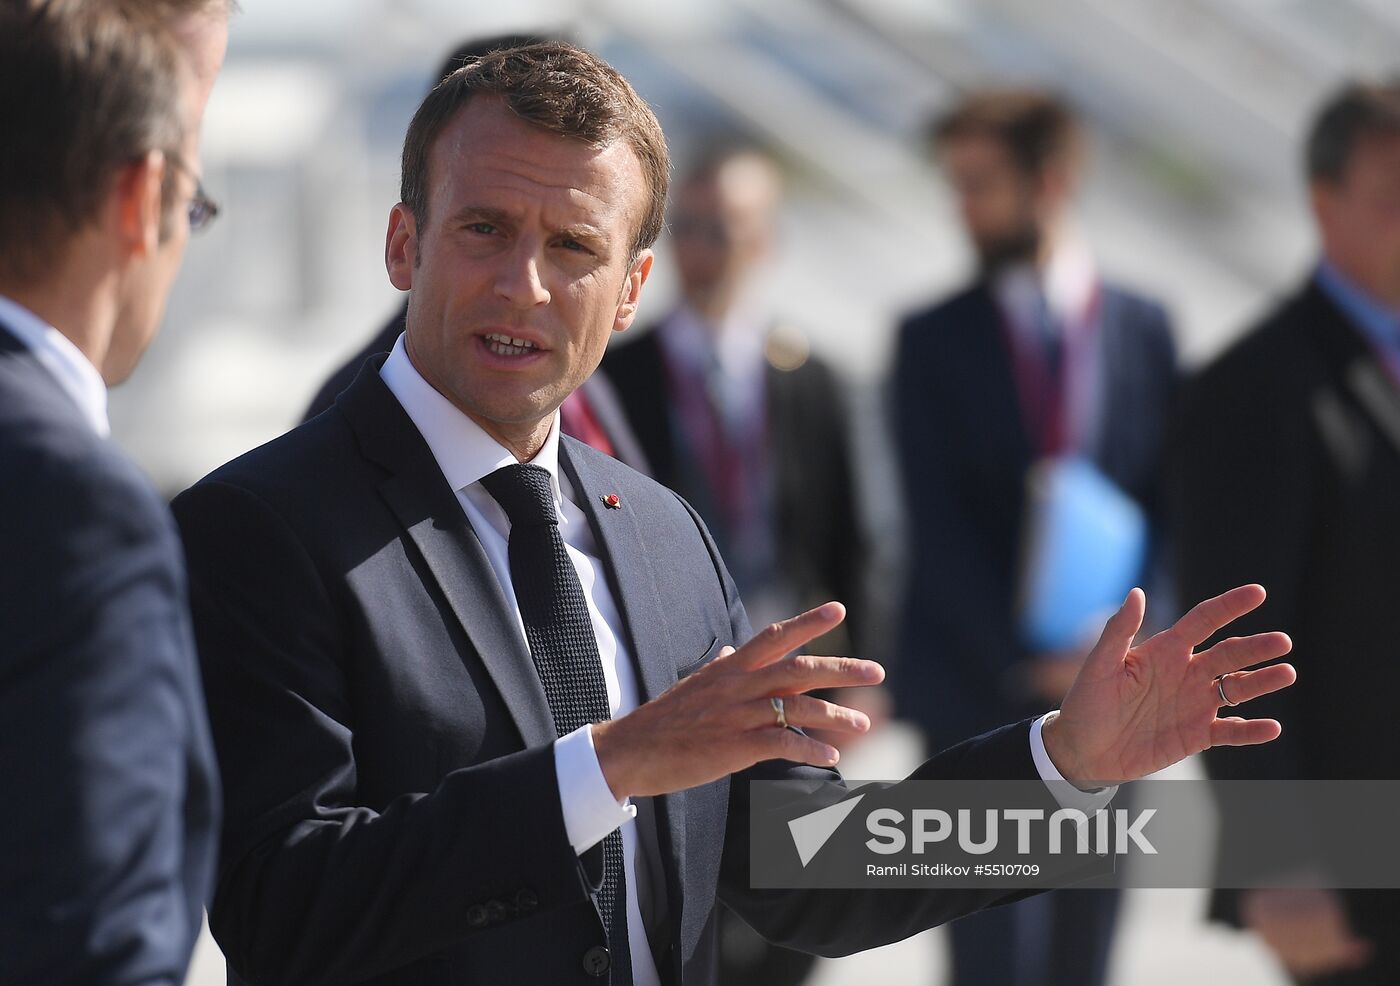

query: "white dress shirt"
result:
(0, 294), (109, 436)
(378, 333), (1112, 981)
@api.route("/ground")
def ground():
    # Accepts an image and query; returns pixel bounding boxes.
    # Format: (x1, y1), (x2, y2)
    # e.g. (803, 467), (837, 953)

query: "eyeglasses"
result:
(166, 152), (220, 234)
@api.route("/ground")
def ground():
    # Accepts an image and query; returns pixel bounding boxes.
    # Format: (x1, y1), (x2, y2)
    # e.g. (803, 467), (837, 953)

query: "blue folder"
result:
(1017, 456), (1149, 653)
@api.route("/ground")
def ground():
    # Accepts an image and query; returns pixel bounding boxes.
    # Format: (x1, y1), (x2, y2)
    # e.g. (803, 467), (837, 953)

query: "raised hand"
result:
(592, 602), (883, 800)
(1042, 585), (1297, 788)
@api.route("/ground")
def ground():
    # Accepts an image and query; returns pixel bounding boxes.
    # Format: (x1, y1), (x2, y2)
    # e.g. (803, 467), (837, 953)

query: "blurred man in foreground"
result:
(0, 0), (229, 981)
(892, 90), (1177, 986)
(1172, 79), (1400, 985)
(175, 43), (1293, 986)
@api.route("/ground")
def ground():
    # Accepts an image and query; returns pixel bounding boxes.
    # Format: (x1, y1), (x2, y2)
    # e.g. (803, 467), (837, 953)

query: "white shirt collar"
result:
(992, 234), (1098, 334)
(0, 294), (109, 437)
(657, 304), (768, 383)
(378, 331), (565, 511)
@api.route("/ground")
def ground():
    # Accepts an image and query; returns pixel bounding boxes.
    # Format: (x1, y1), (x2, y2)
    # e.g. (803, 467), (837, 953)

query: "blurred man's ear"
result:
(1309, 179), (1339, 226)
(385, 203), (418, 291)
(113, 150), (166, 261)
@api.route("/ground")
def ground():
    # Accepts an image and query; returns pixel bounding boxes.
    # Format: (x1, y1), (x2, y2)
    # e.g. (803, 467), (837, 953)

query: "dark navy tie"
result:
(481, 463), (632, 983)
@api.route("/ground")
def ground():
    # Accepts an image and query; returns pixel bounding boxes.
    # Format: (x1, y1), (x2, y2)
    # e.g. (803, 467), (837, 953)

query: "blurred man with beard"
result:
(891, 90), (1178, 986)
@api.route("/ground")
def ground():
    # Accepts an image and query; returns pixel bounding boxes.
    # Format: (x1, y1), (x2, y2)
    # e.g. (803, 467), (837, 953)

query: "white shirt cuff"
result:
(553, 723), (636, 854)
(1030, 712), (1118, 813)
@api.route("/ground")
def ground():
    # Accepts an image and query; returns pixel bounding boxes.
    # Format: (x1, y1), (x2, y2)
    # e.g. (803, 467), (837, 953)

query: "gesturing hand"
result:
(1042, 585), (1297, 789)
(592, 602), (883, 800)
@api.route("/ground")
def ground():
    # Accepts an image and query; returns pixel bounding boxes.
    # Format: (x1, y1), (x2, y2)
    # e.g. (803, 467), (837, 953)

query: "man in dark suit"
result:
(0, 2), (229, 982)
(1171, 80), (1400, 985)
(892, 91), (1178, 986)
(174, 44), (1294, 986)
(602, 148), (862, 654)
(304, 35), (650, 474)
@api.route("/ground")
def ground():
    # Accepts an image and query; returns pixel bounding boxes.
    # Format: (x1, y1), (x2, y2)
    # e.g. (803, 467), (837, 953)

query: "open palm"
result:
(1044, 585), (1297, 788)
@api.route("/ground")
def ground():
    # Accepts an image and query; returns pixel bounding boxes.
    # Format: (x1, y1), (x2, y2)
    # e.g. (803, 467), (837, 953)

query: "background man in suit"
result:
(892, 90), (1178, 986)
(304, 35), (651, 474)
(602, 148), (863, 655)
(1171, 79), (1400, 985)
(603, 149), (868, 985)
(174, 43), (1294, 986)
(0, 1), (229, 982)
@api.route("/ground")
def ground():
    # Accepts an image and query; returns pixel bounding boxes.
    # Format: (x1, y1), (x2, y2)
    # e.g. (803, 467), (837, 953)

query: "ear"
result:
(1309, 179), (1336, 228)
(113, 151), (166, 260)
(385, 203), (418, 291)
(613, 249), (654, 334)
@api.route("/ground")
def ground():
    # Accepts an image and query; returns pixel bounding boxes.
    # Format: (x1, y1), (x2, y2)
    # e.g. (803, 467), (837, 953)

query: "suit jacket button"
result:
(581, 945), (611, 976)
(466, 904), (488, 927)
(515, 888), (539, 911)
(486, 900), (508, 923)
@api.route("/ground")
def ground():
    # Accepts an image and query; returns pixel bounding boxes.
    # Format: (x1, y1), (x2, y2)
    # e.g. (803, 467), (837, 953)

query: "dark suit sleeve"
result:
(173, 479), (595, 986)
(891, 317), (1028, 746)
(673, 491), (1042, 955)
(0, 453), (215, 986)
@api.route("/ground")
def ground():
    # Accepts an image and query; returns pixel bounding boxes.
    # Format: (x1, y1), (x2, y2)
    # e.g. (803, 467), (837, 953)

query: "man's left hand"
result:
(1041, 584), (1296, 788)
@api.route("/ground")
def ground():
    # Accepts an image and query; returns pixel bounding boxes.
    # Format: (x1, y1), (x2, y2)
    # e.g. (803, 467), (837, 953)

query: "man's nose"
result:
(494, 242), (551, 309)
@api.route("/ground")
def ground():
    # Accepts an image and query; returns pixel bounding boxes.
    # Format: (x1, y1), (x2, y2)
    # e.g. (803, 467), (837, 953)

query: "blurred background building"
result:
(138, 1), (1399, 983)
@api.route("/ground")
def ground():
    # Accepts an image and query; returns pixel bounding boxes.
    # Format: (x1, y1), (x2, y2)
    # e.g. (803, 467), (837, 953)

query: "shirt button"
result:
(466, 904), (488, 928)
(581, 945), (611, 976)
(515, 888), (539, 911)
(486, 900), (508, 923)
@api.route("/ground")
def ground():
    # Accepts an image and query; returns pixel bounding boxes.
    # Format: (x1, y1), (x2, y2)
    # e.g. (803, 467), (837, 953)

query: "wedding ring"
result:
(771, 696), (788, 729)
(1216, 675), (1239, 708)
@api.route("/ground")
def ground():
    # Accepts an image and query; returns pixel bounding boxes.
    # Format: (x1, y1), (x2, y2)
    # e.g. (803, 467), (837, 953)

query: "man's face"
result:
(386, 97), (653, 443)
(670, 161), (776, 320)
(1313, 133), (1400, 307)
(106, 9), (228, 385)
(940, 135), (1047, 272)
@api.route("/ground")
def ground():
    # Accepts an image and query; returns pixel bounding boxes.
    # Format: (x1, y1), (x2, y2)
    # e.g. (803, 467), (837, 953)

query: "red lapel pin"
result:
(600, 493), (621, 510)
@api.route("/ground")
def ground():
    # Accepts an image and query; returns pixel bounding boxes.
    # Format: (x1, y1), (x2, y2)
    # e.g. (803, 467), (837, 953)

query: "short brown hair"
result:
(400, 42), (671, 260)
(0, 0), (200, 283)
(1306, 79), (1400, 184)
(931, 89), (1083, 178)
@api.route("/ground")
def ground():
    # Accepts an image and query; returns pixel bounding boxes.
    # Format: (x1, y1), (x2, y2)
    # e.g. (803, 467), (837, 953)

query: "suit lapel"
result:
(967, 284), (1036, 469)
(1346, 360), (1400, 458)
(337, 359), (557, 749)
(558, 437), (677, 705)
(1308, 285), (1400, 461)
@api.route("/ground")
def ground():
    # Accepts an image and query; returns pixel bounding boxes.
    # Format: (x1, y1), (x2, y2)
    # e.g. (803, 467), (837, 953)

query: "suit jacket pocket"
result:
(676, 636), (721, 679)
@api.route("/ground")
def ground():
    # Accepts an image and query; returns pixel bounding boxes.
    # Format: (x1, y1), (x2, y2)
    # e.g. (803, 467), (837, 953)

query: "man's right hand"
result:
(592, 602), (883, 800)
(1240, 887), (1374, 978)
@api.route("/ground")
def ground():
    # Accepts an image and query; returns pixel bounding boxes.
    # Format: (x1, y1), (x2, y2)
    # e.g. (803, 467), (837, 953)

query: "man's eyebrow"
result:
(451, 205), (513, 225)
(556, 222), (607, 243)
